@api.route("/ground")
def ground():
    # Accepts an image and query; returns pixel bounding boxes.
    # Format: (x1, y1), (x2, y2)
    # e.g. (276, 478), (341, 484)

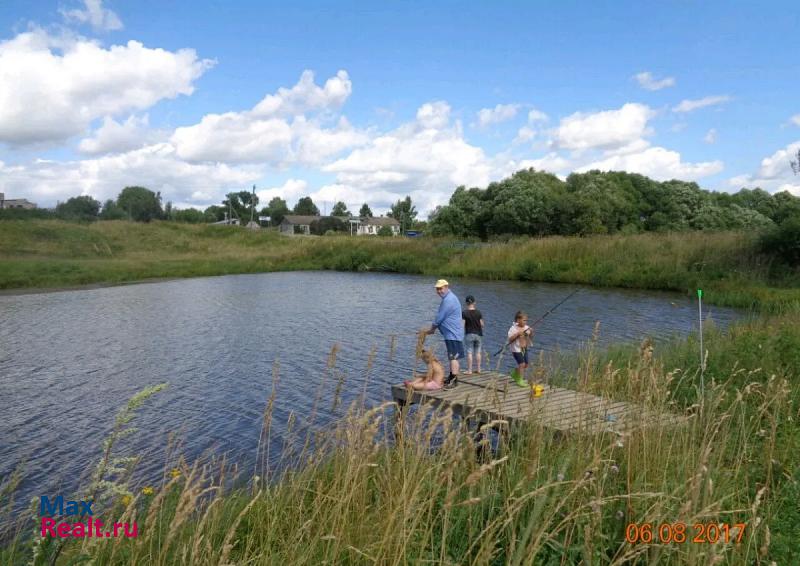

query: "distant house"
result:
(280, 214), (402, 236)
(280, 215), (320, 235)
(352, 216), (401, 236)
(0, 192), (37, 209)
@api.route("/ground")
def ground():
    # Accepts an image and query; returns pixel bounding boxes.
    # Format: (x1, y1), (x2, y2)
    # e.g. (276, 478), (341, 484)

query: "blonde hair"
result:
(420, 349), (436, 363)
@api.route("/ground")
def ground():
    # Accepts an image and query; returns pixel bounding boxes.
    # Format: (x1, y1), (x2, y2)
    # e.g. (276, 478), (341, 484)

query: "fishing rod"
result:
(492, 288), (580, 357)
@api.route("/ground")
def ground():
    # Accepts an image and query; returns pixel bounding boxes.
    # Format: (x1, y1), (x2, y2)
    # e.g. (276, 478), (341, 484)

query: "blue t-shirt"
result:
(433, 290), (465, 341)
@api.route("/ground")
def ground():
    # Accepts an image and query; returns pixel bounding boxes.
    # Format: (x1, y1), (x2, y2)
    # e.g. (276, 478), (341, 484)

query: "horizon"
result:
(1, 0), (798, 215)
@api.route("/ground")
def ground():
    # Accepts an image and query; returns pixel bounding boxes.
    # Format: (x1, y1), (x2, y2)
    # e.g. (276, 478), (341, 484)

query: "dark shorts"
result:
(512, 350), (529, 365)
(444, 340), (464, 361)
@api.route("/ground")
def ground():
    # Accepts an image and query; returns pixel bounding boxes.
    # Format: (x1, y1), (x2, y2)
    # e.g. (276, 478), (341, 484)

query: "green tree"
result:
(771, 191), (800, 224)
(173, 208), (206, 223)
(728, 188), (778, 220)
(99, 199), (126, 220)
(377, 225), (394, 237)
(359, 203), (373, 218)
(116, 186), (163, 222)
(310, 216), (347, 235)
(331, 201), (350, 217)
(565, 171), (643, 235)
(483, 170), (565, 236)
(204, 205), (225, 222)
(55, 195), (101, 221)
(388, 196), (418, 233)
(222, 191), (259, 222)
(760, 214), (800, 265)
(261, 197), (290, 225)
(293, 196), (320, 216)
(428, 186), (487, 238)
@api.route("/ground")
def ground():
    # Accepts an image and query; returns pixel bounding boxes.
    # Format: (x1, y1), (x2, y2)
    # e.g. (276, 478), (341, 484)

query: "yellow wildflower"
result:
(121, 494), (132, 506)
(142, 486), (154, 496)
(170, 468), (181, 479)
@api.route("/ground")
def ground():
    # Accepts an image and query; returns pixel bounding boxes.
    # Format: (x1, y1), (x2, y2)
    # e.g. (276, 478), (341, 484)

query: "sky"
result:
(0, 0), (798, 215)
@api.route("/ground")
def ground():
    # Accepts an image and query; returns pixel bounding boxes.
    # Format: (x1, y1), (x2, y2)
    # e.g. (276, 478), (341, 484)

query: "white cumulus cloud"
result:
(0, 29), (213, 145)
(704, 128), (717, 144)
(633, 71), (675, 91)
(323, 101), (493, 214)
(577, 146), (723, 181)
(170, 71), (368, 165)
(61, 0), (123, 31)
(527, 109), (548, 123)
(78, 114), (161, 154)
(476, 103), (520, 127)
(754, 141), (800, 180)
(255, 179), (309, 206)
(251, 70), (351, 118)
(672, 95), (731, 113)
(0, 143), (260, 207)
(551, 103), (655, 151)
(516, 153), (571, 174)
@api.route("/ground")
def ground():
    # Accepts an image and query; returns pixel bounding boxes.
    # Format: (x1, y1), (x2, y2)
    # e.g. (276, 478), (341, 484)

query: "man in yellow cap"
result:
(423, 279), (464, 389)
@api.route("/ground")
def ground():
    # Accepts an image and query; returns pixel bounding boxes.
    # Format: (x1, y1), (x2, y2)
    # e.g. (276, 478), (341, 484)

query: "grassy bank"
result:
(2, 220), (799, 312)
(2, 310), (797, 565)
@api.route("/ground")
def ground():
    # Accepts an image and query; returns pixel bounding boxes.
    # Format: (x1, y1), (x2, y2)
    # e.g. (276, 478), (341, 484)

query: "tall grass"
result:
(3, 312), (796, 565)
(2, 220), (799, 312)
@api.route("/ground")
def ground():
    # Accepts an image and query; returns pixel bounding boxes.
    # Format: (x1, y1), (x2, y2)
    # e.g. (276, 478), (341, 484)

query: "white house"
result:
(353, 216), (401, 236)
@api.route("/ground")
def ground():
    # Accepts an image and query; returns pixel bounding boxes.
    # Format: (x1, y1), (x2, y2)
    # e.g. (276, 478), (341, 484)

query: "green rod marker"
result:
(697, 289), (703, 298)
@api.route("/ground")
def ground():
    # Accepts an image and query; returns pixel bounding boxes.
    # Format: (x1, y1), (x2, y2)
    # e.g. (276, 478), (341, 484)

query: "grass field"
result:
(2, 220), (799, 312)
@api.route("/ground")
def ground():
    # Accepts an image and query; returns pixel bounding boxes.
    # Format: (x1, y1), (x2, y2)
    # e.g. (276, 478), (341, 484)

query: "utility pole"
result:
(250, 184), (256, 223)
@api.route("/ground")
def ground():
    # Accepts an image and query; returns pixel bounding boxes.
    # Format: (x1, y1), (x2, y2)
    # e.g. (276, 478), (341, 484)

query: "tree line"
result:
(2, 186), (419, 232)
(3, 168), (797, 262)
(428, 169), (800, 238)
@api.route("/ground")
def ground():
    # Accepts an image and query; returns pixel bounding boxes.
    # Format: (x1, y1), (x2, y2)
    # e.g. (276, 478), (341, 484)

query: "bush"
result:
(760, 215), (800, 265)
(56, 195), (100, 221)
(0, 208), (54, 220)
(173, 208), (207, 223)
(377, 226), (394, 237)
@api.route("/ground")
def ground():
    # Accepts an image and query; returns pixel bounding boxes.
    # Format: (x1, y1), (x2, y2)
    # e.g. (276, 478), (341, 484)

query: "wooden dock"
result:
(390, 371), (684, 434)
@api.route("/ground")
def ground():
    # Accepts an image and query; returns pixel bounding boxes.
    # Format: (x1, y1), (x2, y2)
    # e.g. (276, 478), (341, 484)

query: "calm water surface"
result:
(0, 271), (743, 506)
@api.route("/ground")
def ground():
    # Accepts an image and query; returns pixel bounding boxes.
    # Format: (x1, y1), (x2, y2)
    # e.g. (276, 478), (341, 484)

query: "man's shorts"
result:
(444, 339), (465, 361)
(512, 350), (529, 365)
(464, 333), (482, 354)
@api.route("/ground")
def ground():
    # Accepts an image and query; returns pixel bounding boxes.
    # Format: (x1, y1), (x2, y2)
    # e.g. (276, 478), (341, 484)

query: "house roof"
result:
(281, 215), (321, 225)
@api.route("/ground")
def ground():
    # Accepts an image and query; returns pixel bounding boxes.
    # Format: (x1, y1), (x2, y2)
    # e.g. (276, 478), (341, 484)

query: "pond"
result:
(0, 271), (743, 510)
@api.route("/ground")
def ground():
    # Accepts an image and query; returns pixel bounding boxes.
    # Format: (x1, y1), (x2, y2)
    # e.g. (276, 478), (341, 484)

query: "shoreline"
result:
(2, 221), (798, 312)
(0, 277), (182, 297)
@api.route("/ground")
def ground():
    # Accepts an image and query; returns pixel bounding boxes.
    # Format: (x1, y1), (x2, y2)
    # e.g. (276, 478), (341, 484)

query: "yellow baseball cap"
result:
(435, 279), (449, 288)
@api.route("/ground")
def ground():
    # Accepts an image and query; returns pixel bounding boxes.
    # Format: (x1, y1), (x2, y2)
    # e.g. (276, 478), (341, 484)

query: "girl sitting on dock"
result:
(404, 349), (445, 391)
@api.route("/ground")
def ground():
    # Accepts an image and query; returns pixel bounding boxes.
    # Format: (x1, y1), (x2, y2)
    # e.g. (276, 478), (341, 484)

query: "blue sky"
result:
(1, 0), (798, 214)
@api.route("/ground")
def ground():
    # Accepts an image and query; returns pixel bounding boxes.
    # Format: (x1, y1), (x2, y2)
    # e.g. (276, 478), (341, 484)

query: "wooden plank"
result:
(390, 377), (681, 434)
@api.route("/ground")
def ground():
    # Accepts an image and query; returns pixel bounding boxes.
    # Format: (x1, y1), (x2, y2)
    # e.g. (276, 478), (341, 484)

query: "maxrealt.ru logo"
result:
(39, 496), (138, 538)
